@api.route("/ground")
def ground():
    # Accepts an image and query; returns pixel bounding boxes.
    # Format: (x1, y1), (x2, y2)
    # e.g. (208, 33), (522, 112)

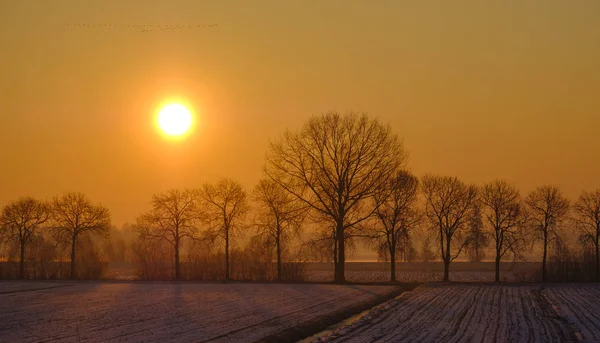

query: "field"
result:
(305, 262), (540, 283)
(316, 283), (600, 343)
(0, 281), (402, 343)
(3, 280), (600, 343)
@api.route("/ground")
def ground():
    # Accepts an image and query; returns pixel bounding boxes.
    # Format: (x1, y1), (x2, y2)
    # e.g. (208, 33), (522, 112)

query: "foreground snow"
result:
(0, 282), (399, 343)
(317, 283), (600, 343)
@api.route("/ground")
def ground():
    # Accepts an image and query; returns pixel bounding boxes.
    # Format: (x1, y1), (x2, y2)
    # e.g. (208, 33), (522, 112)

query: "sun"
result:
(157, 103), (193, 137)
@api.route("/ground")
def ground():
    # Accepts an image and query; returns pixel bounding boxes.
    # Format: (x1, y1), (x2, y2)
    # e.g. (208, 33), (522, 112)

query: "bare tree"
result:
(421, 175), (478, 281)
(265, 112), (405, 283)
(418, 231), (437, 262)
(465, 203), (488, 262)
(481, 180), (525, 282)
(201, 179), (249, 281)
(371, 170), (420, 282)
(573, 190), (600, 281)
(525, 185), (570, 282)
(253, 178), (306, 281)
(0, 197), (50, 278)
(50, 192), (111, 279)
(135, 189), (202, 280)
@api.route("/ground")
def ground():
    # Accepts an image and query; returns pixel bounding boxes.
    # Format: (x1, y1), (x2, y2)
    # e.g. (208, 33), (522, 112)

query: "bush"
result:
(0, 235), (107, 280)
(544, 241), (596, 282)
(132, 237), (307, 282)
(132, 237), (174, 280)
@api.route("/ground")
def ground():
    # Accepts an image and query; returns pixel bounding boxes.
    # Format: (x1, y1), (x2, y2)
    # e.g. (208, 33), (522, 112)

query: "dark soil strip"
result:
(256, 283), (421, 343)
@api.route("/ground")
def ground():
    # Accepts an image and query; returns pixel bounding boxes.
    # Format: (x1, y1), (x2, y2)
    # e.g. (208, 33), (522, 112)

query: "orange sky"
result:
(1, 1), (599, 226)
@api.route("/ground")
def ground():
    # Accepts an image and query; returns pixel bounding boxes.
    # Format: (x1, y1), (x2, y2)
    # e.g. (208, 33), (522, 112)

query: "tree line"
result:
(1, 112), (599, 283)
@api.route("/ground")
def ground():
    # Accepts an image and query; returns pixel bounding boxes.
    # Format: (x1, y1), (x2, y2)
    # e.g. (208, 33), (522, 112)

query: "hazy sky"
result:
(1, 1), (599, 226)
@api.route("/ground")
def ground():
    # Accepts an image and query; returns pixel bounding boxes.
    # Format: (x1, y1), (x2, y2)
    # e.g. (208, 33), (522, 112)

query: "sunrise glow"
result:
(157, 103), (193, 137)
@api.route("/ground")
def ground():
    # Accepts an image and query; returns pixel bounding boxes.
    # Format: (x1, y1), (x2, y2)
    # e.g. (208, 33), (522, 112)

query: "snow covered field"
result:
(0, 282), (400, 343)
(4, 281), (596, 343)
(317, 283), (600, 343)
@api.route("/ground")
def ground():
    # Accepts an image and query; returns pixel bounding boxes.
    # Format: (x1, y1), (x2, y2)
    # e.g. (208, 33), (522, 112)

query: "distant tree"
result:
(481, 180), (525, 282)
(134, 189), (202, 280)
(253, 178), (307, 280)
(201, 179), (249, 281)
(104, 225), (128, 263)
(50, 192), (111, 279)
(419, 233), (437, 262)
(265, 112), (405, 283)
(371, 170), (420, 282)
(465, 203), (488, 262)
(573, 190), (600, 281)
(421, 175), (478, 281)
(525, 185), (570, 282)
(0, 197), (50, 278)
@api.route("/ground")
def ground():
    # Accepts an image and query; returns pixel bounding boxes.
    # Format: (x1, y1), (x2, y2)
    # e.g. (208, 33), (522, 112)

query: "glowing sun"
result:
(157, 103), (193, 137)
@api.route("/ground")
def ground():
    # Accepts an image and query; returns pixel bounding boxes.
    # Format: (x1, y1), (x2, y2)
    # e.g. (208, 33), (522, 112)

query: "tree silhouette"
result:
(421, 175), (478, 281)
(525, 185), (570, 282)
(481, 180), (525, 282)
(265, 112), (405, 283)
(135, 189), (202, 280)
(253, 178), (306, 281)
(0, 197), (50, 279)
(50, 192), (111, 279)
(201, 179), (249, 281)
(371, 170), (420, 282)
(573, 190), (600, 281)
(465, 203), (488, 262)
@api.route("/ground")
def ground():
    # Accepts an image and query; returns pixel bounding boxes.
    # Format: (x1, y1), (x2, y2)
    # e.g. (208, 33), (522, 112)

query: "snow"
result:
(316, 283), (600, 343)
(4, 281), (599, 343)
(542, 285), (600, 342)
(0, 282), (399, 343)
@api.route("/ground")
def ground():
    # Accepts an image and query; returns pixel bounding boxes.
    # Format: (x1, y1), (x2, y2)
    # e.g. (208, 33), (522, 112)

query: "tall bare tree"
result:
(201, 179), (249, 281)
(0, 197), (50, 278)
(525, 185), (570, 282)
(481, 180), (525, 282)
(421, 175), (478, 281)
(253, 178), (306, 280)
(372, 170), (420, 282)
(573, 190), (600, 281)
(135, 189), (202, 280)
(50, 192), (111, 279)
(265, 112), (405, 283)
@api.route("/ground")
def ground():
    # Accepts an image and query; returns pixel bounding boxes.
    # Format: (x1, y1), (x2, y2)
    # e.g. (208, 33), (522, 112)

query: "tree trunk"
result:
(70, 235), (77, 280)
(334, 220), (345, 283)
(596, 239), (600, 282)
(276, 227), (282, 281)
(19, 241), (26, 279)
(443, 260), (450, 281)
(474, 237), (480, 262)
(175, 240), (180, 280)
(542, 234), (548, 283)
(495, 254), (501, 282)
(225, 227), (230, 281)
(390, 251), (396, 282)
(443, 238), (451, 281)
(333, 237), (338, 264)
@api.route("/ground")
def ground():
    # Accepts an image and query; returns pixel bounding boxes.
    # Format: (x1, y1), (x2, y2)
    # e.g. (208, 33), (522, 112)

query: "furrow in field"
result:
(317, 284), (581, 343)
(543, 285), (600, 342)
